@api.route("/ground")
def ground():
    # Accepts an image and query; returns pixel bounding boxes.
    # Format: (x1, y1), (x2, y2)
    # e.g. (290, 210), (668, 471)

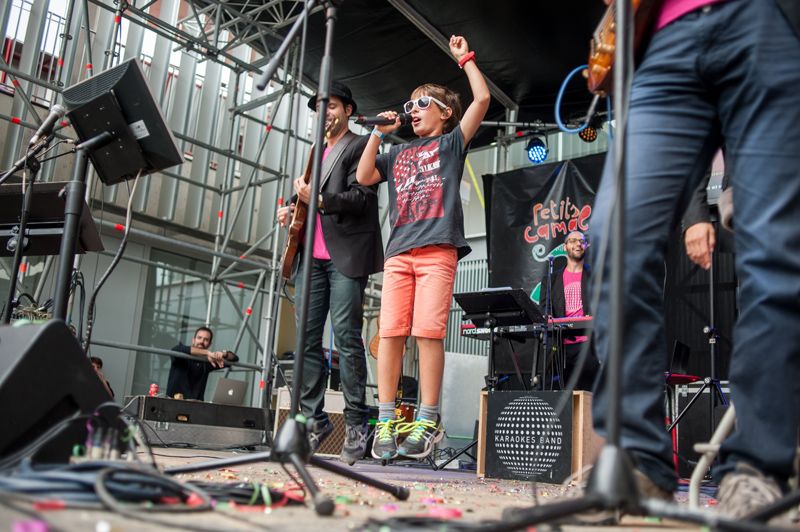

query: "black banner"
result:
(483, 153), (605, 303)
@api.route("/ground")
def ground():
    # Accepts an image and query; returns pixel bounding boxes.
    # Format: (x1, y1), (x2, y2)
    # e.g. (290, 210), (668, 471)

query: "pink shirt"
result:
(562, 269), (588, 344)
(655, 0), (727, 32)
(311, 146), (333, 260)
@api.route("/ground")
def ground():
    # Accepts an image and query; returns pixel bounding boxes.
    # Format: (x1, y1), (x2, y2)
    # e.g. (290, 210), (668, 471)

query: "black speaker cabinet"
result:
(0, 320), (111, 463)
(673, 380), (731, 478)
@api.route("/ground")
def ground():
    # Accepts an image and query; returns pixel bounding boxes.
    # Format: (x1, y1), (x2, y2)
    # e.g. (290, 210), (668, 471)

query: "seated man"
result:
(166, 326), (237, 400)
(547, 231), (600, 391)
(90, 356), (114, 398)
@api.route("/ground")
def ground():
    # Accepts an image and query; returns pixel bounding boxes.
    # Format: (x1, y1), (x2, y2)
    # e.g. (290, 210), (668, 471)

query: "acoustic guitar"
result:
(586, 0), (664, 96)
(280, 118), (339, 280)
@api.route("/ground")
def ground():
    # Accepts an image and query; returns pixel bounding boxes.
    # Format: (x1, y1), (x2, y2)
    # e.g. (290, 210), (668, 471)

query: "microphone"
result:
(354, 113), (411, 126)
(28, 104), (67, 147)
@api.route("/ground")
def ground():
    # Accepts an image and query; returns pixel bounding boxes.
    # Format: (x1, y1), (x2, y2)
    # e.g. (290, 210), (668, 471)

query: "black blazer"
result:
(301, 132), (383, 279)
(778, 0), (800, 38)
(549, 263), (592, 319)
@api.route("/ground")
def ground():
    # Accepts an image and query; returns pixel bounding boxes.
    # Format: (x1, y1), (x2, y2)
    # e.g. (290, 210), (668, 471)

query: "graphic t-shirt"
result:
(562, 269), (588, 344)
(375, 125), (471, 260)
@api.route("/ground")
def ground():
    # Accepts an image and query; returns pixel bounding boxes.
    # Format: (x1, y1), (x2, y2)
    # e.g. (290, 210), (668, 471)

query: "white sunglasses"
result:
(403, 95), (449, 113)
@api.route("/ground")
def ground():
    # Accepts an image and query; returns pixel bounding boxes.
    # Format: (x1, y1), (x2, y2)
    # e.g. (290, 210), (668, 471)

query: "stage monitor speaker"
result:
(0, 320), (111, 463)
(274, 387), (345, 457)
(492, 336), (537, 378)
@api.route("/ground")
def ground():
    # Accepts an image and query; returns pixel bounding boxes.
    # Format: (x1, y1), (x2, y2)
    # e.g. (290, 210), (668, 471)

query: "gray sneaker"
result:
(307, 418), (333, 454)
(340, 421), (369, 465)
(717, 463), (783, 520)
(371, 418), (401, 460)
(395, 415), (444, 459)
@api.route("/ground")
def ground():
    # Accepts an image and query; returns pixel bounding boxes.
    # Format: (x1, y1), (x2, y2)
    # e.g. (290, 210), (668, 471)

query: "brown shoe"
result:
(717, 463), (783, 520)
(543, 468), (672, 525)
(634, 469), (673, 502)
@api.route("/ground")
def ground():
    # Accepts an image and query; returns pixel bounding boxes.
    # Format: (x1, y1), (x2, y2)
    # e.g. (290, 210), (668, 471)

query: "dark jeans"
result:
(295, 257), (369, 426)
(590, 0), (800, 492)
(563, 341), (600, 392)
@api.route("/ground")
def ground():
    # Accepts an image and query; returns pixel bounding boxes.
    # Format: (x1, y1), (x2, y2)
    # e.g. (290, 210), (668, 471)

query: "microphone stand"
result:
(164, 1), (408, 515)
(1, 136), (52, 324)
(52, 132), (114, 321)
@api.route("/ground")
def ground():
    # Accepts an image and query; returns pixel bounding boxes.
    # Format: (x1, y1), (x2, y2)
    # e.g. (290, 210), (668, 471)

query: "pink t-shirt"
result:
(655, 0), (727, 32)
(562, 269), (588, 344)
(311, 146), (333, 260)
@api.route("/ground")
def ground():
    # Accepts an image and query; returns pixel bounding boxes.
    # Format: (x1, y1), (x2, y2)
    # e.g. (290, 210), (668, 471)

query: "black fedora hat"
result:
(307, 80), (357, 114)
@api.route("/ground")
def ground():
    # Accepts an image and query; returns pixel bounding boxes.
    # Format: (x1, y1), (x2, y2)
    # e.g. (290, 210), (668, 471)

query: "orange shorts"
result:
(379, 245), (458, 340)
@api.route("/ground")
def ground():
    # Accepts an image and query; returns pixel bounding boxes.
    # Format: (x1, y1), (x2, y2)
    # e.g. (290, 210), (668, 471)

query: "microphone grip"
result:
(355, 115), (395, 126)
(354, 113), (411, 126)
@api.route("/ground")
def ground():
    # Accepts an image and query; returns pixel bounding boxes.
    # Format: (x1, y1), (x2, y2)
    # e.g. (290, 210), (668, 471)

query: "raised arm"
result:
(449, 35), (490, 146)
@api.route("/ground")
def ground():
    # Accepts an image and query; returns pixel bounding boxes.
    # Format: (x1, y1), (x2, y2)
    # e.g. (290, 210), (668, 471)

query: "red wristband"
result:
(458, 51), (476, 69)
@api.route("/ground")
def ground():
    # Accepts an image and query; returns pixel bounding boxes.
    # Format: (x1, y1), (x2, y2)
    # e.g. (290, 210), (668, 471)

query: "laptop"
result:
(211, 377), (247, 406)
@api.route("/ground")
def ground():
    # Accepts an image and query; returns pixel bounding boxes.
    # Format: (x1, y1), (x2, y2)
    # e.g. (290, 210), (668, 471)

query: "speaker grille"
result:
(275, 409), (346, 457)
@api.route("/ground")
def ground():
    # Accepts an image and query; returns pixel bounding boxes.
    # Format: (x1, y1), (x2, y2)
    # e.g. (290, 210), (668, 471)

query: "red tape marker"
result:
(114, 223), (125, 231)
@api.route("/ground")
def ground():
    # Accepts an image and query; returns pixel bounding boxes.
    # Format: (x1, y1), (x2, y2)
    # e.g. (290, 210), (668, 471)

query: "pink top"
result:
(562, 269), (588, 344)
(655, 0), (727, 32)
(311, 146), (332, 260)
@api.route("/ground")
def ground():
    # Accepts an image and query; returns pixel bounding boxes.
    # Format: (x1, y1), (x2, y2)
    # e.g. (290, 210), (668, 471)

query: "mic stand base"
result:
(500, 443), (780, 531)
(165, 416), (410, 516)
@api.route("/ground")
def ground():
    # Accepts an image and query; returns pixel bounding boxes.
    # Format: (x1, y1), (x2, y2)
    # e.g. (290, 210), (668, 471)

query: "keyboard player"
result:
(547, 231), (600, 390)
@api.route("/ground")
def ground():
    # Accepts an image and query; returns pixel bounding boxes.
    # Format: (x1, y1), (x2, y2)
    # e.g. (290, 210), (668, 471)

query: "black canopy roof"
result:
(195, 0), (607, 147)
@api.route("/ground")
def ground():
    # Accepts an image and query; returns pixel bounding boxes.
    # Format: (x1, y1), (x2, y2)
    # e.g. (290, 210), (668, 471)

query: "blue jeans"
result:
(294, 257), (369, 426)
(590, 0), (800, 492)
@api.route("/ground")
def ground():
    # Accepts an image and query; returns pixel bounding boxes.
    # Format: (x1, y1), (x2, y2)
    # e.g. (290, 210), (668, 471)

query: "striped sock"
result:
(378, 402), (396, 421)
(418, 403), (439, 421)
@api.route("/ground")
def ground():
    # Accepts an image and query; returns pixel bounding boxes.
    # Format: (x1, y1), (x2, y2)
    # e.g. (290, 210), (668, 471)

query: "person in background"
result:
(90, 356), (114, 398)
(167, 326), (237, 401)
(546, 231), (600, 391)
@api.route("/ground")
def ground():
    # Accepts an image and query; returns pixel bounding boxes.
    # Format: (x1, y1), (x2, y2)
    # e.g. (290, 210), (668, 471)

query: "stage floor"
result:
(0, 448), (721, 531)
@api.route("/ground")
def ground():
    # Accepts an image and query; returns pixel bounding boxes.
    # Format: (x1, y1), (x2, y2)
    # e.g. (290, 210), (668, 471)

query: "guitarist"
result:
(585, 0), (800, 521)
(277, 81), (382, 465)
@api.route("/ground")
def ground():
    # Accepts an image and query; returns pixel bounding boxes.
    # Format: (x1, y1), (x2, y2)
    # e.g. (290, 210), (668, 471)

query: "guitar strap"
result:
(319, 131), (357, 191)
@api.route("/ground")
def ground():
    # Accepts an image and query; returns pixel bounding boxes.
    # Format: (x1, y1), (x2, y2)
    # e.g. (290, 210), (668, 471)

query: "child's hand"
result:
(376, 111), (402, 134)
(449, 35), (469, 62)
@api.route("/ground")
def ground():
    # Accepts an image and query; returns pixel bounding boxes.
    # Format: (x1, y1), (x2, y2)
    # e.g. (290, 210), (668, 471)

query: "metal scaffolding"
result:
(0, 0), (321, 407)
(0, 0), (605, 407)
